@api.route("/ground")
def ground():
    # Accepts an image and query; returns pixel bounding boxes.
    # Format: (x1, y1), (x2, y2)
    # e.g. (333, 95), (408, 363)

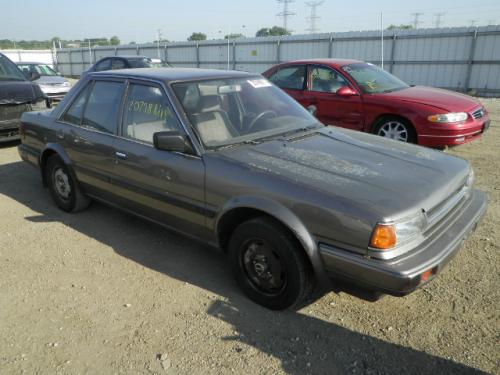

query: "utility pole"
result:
(411, 12), (424, 29)
(305, 1), (323, 34)
(156, 29), (162, 59)
(434, 12), (445, 28)
(277, 0), (296, 33)
(469, 20), (478, 27)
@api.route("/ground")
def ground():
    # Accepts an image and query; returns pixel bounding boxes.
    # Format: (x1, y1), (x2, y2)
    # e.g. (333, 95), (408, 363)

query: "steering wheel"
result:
(247, 110), (277, 132)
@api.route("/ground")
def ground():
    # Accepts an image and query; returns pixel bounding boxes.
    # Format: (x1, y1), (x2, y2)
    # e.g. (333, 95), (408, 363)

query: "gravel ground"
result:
(0, 99), (498, 375)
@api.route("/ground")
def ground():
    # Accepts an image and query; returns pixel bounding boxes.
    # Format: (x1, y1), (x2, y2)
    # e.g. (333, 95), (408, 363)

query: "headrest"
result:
(198, 95), (221, 113)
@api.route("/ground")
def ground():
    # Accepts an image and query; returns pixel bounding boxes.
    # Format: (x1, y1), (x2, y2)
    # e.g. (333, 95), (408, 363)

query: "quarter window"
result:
(268, 66), (306, 90)
(310, 67), (350, 93)
(82, 81), (125, 134)
(123, 84), (181, 143)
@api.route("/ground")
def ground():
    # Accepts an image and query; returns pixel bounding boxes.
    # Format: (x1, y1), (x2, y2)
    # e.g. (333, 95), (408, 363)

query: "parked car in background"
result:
(18, 68), (487, 309)
(17, 62), (71, 102)
(0, 53), (48, 143)
(150, 58), (172, 68)
(263, 59), (490, 148)
(85, 55), (155, 74)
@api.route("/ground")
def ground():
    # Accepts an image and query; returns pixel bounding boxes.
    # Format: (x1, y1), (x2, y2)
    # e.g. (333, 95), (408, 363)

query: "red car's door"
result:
(303, 65), (364, 131)
(267, 64), (311, 108)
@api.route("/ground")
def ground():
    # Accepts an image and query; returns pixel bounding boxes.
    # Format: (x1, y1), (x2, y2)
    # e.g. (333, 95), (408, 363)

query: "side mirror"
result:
(153, 131), (193, 153)
(336, 86), (358, 97)
(29, 71), (41, 81)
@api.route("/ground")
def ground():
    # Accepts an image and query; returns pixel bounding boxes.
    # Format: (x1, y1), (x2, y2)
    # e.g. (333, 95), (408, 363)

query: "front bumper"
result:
(417, 115), (490, 147)
(319, 189), (487, 296)
(0, 119), (20, 143)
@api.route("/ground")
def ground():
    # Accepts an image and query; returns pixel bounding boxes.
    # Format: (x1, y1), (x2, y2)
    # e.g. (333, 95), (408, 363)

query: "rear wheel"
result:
(46, 155), (90, 212)
(374, 116), (416, 143)
(228, 217), (314, 310)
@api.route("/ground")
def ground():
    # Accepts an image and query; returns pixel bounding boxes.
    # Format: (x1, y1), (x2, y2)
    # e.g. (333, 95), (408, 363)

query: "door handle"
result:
(115, 151), (127, 159)
(73, 135), (87, 144)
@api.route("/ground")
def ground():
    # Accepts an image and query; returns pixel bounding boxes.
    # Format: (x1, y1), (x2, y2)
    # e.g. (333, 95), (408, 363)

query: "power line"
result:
(434, 12), (445, 28)
(305, 1), (323, 34)
(411, 12), (424, 29)
(277, 0), (296, 32)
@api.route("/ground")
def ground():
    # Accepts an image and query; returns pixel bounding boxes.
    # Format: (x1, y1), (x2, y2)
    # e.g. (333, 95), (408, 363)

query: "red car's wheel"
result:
(374, 116), (416, 143)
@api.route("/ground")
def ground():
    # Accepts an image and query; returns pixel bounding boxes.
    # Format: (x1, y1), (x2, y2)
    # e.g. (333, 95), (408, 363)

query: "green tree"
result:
(387, 24), (414, 30)
(256, 26), (291, 37)
(188, 32), (207, 41)
(110, 36), (120, 45)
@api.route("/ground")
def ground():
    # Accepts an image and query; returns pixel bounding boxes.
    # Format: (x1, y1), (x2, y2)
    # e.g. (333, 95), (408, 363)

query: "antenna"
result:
(434, 12), (445, 28)
(277, 0), (296, 32)
(411, 12), (424, 29)
(305, 1), (323, 34)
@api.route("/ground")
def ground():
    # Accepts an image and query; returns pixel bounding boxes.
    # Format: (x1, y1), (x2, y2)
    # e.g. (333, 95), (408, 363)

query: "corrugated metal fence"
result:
(1, 49), (56, 66)
(55, 26), (500, 96)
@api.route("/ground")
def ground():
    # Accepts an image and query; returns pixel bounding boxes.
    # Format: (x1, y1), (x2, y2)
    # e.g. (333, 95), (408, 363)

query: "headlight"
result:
(427, 112), (468, 123)
(62, 81), (71, 87)
(370, 212), (427, 250)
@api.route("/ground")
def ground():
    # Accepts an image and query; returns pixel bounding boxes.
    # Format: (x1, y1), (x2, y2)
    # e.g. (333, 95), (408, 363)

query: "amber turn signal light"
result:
(370, 224), (397, 250)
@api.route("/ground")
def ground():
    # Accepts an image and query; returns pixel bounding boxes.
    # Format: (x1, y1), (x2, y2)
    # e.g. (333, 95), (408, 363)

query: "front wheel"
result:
(374, 116), (416, 143)
(228, 217), (314, 310)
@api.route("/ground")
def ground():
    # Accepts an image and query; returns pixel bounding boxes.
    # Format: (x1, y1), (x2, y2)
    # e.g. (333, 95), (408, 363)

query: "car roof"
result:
(89, 68), (258, 82)
(99, 55), (149, 60)
(16, 61), (48, 65)
(276, 58), (364, 68)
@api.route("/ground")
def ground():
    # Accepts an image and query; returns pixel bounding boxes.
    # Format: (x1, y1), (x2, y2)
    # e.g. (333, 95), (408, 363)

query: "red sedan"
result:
(262, 59), (490, 147)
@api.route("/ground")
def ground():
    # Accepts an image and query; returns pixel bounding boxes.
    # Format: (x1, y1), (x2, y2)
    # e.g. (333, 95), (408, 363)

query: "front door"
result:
(112, 81), (208, 236)
(304, 65), (364, 130)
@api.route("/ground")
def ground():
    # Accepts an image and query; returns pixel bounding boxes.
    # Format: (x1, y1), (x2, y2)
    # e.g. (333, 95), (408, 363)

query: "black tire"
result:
(374, 116), (416, 143)
(228, 217), (315, 310)
(46, 155), (90, 213)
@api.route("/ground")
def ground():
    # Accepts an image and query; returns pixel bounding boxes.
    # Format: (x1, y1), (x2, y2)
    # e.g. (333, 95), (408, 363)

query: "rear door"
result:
(58, 79), (125, 196)
(303, 65), (364, 130)
(112, 80), (208, 236)
(267, 65), (310, 109)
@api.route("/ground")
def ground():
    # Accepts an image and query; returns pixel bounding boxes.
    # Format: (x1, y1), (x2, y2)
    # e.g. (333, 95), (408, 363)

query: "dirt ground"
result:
(0, 99), (498, 375)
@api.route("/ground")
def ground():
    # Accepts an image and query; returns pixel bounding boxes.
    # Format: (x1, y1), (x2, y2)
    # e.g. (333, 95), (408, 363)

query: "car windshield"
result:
(0, 55), (27, 81)
(18, 64), (58, 76)
(342, 63), (409, 94)
(128, 58), (153, 68)
(173, 77), (321, 149)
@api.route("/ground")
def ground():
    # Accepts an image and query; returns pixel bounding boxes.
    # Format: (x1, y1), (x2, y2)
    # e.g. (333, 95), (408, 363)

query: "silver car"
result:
(16, 62), (71, 101)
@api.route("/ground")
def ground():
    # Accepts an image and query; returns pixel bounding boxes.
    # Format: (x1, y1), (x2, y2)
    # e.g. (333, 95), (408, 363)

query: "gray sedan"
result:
(18, 68), (487, 310)
(16, 62), (71, 101)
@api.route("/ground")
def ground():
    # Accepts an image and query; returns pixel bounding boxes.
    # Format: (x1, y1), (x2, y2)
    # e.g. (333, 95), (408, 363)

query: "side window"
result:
(310, 67), (350, 93)
(123, 84), (182, 144)
(111, 59), (126, 70)
(268, 66), (306, 90)
(95, 59), (111, 71)
(82, 81), (125, 134)
(61, 84), (92, 125)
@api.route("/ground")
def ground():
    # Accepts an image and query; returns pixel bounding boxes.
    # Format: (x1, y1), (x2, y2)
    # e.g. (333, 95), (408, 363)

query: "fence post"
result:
(164, 44), (168, 65)
(328, 35), (334, 57)
(389, 34), (397, 73)
(464, 29), (478, 92)
(232, 41), (236, 70)
(114, 47), (117, 56)
(136, 45), (140, 56)
(69, 50), (73, 77)
(276, 39), (281, 63)
(196, 43), (200, 68)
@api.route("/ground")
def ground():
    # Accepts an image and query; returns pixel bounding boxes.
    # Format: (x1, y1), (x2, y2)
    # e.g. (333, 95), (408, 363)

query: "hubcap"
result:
(53, 167), (71, 200)
(242, 239), (286, 294)
(378, 121), (408, 142)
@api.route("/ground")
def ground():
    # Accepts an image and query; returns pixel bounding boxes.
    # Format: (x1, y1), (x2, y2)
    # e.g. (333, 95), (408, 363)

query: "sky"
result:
(1, 0), (500, 44)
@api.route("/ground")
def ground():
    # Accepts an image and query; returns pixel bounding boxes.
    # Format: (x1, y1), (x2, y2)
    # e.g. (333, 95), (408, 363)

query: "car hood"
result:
(381, 86), (481, 112)
(218, 127), (470, 221)
(0, 80), (45, 105)
(36, 76), (68, 85)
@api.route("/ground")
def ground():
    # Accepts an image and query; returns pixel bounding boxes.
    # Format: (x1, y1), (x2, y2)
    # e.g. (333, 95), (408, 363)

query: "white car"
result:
(17, 62), (71, 101)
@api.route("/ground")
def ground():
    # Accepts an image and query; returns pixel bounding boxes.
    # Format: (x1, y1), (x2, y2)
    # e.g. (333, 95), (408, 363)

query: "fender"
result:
(39, 143), (77, 187)
(216, 195), (330, 285)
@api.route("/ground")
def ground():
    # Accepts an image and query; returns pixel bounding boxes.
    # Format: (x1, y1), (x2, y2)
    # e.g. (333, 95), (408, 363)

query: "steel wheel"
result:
(241, 238), (287, 295)
(52, 166), (72, 202)
(377, 120), (409, 142)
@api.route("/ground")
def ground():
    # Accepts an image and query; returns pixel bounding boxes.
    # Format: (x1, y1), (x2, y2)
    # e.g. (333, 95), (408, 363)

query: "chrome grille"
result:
(472, 107), (485, 119)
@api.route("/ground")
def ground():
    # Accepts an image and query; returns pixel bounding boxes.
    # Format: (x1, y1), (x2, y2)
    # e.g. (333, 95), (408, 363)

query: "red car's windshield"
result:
(342, 63), (409, 94)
